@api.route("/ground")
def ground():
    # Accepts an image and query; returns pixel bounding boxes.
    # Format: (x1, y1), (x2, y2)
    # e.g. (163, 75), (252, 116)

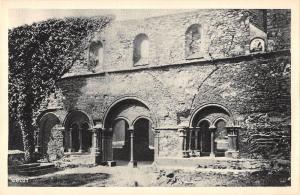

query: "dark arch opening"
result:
(64, 111), (92, 153)
(133, 118), (154, 162)
(133, 33), (149, 65)
(38, 113), (61, 158)
(112, 119), (130, 161)
(198, 120), (211, 156)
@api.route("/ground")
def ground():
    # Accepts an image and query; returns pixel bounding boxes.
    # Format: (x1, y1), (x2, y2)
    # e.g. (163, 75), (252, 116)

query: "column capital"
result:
(128, 126), (134, 132)
(92, 124), (103, 132)
(177, 126), (188, 132)
(209, 125), (216, 131)
(56, 125), (65, 131)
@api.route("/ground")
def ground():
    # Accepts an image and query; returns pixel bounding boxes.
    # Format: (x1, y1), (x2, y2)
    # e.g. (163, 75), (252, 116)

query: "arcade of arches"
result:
(36, 101), (240, 165)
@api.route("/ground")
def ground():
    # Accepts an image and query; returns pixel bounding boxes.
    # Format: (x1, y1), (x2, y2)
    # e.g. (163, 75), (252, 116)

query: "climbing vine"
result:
(9, 16), (112, 162)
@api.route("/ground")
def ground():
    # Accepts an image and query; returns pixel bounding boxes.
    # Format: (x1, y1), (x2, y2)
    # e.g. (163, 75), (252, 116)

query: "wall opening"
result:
(112, 119), (130, 161)
(133, 34), (149, 65)
(89, 41), (104, 71)
(133, 118), (154, 161)
(185, 24), (202, 59)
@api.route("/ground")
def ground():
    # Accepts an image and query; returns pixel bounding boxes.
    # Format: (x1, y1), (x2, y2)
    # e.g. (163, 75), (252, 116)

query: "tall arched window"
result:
(133, 34), (149, 65)
(185, 24), (202, 59)
(89, 41), (103, 70)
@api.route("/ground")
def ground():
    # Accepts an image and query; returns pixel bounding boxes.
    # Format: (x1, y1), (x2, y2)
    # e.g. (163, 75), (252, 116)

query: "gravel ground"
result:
(8, 163), (290, 187)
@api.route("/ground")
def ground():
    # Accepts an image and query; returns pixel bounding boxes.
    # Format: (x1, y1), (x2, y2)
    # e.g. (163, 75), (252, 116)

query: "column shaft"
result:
(154, 129), (160, 159)
(210, 130), (215, 157)
(79, 128), (83, 153)
(129, 129), (134, 163)
(68, 128), (72, 152)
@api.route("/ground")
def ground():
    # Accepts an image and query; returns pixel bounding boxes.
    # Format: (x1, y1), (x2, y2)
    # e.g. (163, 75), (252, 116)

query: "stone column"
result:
(128, 126), (137, 167)
(154, 129), (160, 160)
(90, 128), (99, 154)
(209, 126), (216, 158)
(34, 130), (41, 153)
(56, 126), (65, 153)
(68, 127), (73, 153)
(178, 126), (188, 158)
(78, 127), (83, 153)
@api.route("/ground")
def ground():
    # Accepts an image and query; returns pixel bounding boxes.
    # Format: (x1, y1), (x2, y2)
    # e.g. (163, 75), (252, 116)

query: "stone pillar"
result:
(56, 126), (65, 153)
(225, 126), (240, 158)
(68, 127), (73, 153)
(90, 127), (99, 154)
(178, 126), (188, 158)
(154, 129), (160, 160)
(128, 127), (137, 167)
(78, 127), (83, 153)
(209, 126), (216, 158)
(34, 130), (41, 153)
(90, 124), (103, 165)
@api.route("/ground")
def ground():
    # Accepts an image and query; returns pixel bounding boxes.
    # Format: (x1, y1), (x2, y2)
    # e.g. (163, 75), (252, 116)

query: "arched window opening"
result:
(215, 119), (227, 139)
(185, 24), (202, 59)
(133, 34), (149, 65)
(89, 41), (104, 70)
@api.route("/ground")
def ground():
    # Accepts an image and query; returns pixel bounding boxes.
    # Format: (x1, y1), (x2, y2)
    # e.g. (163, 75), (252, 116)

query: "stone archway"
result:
(64, 110), (93, 153)
(103, 97), (156, 165)
(188, 104), (237, 157)
(133, 117), (154, 161)
(37, 112), (64, 160)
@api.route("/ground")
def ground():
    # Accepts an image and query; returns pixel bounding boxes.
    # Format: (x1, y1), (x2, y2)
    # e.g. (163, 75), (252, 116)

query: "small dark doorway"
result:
(112, 119), (130, 161)
(133, 118), (154, 161)
(81, 123), (92, 152)
(198, 120), (211, 156)
(214, 119), (227, 157)
(71, 124), (80, 152)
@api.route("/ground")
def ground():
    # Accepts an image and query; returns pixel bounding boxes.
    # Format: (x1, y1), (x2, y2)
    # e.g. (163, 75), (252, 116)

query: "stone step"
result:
(8, 163), (41, 174)
(11, 163), (40, 169)
(19, 164), (55, 171)
(9, 163), (58, 176)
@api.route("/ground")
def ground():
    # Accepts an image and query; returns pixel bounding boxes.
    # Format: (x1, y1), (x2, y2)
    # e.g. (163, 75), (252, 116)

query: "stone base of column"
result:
(68, 148), (72, 153)
(34, 146), (41, 153)
(195, 150), (201, 157)
(128, 161), (137, 168)
(105, 160), (116, 167)
(78, 149), (83, 153)
(210, 153), (215, 158)
(225, 151), (239, 158)
(91, 155), (102, 165)
(183, 151), (189, 158)
(190, 150), (197, 157)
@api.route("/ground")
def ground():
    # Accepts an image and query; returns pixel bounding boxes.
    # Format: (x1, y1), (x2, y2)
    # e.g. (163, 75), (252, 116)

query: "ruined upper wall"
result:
(64, 9), (290, 76)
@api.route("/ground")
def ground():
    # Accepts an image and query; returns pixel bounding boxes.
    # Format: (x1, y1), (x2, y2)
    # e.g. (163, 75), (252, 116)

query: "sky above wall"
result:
(8, 9), (193, 29)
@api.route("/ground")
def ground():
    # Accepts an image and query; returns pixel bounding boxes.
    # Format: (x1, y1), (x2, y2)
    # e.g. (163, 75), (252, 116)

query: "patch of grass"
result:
(9, 173), (110, 187)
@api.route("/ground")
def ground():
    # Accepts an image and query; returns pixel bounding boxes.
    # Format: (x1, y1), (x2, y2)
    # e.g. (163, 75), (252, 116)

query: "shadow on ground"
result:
(9, 173), (110, 187)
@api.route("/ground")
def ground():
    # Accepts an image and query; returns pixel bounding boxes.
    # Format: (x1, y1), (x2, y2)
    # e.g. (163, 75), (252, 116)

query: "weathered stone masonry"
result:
(27, 9), (291, 164)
